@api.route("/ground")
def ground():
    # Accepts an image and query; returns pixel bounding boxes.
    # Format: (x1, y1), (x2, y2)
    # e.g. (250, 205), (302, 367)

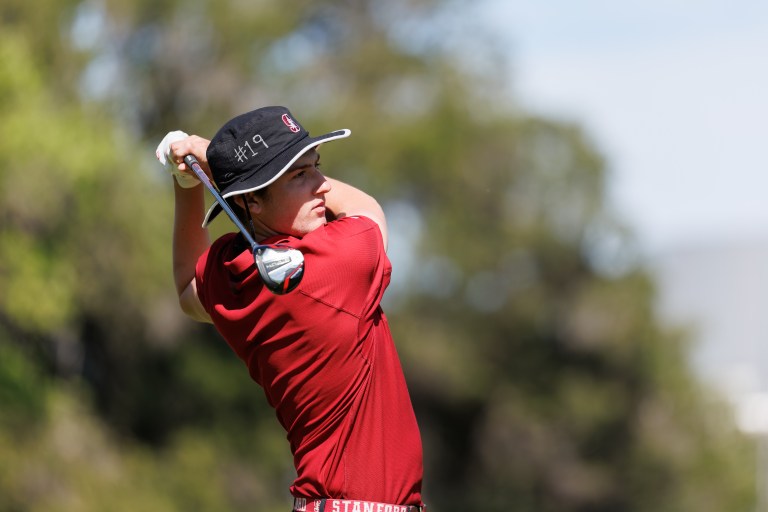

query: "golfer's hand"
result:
(156, 132), (211, 188)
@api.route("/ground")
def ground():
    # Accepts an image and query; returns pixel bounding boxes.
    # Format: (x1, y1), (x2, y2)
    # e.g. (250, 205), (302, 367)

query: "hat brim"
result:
(202, 128), (351, 227)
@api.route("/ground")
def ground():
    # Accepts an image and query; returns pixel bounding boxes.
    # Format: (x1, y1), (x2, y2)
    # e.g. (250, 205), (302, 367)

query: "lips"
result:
(313, 201), (326, 215)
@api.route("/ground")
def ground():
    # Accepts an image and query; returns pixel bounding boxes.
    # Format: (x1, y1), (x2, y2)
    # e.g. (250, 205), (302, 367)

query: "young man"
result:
(157, 106), (424, 510)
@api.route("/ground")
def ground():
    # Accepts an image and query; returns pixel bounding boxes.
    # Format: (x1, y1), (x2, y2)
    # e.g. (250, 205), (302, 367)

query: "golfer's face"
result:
(260, 149), (330, 237)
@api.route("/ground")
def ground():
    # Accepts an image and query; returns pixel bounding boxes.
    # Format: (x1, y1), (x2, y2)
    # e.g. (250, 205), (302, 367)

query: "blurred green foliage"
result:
(0, 1), (756, 511)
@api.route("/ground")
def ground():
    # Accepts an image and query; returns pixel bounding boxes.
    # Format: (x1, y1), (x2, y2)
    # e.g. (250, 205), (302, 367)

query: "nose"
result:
(315, 171), (331, 195)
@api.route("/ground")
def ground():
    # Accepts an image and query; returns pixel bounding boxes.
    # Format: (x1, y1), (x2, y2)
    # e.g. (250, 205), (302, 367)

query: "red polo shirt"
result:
(195, 216), (423, 505)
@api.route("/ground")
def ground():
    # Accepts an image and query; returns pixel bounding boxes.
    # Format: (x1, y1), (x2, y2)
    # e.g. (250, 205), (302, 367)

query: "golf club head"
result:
(254, 245), (305, 294)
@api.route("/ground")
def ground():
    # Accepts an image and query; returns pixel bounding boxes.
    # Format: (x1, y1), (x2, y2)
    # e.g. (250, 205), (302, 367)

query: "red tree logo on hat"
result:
(282, 114), (300, 133)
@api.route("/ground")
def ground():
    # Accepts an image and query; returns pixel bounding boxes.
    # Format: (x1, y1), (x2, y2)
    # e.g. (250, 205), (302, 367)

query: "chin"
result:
(293, 220), (325, 238)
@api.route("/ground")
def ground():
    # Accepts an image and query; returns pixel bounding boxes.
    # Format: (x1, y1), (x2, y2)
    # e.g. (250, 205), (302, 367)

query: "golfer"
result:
(157, 106), (425, 511)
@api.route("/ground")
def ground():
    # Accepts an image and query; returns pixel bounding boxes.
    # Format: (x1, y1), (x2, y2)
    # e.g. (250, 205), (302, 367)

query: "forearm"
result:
(325, 178), (388, 249)
(172, 180), (210, 296)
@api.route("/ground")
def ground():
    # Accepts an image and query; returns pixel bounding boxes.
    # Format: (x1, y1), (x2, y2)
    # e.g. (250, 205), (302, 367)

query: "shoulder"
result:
(200, 232), (241, 265)
(291, 217), (388, 270)
(321, 215), (381, 238)
(297, 216), (384, 253)
(195, 232), (242, 293)
(298, 217), (392, 307)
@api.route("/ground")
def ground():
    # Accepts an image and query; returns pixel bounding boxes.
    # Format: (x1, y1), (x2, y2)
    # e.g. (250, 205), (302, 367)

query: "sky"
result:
(478, 0), (768, 256)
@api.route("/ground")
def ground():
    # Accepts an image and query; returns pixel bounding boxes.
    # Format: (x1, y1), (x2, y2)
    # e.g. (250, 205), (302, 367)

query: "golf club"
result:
(183, 154), (305, 295)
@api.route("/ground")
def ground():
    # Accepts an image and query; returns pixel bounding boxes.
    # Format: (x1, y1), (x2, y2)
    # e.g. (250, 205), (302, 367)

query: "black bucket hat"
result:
(203, 106), (351, 226)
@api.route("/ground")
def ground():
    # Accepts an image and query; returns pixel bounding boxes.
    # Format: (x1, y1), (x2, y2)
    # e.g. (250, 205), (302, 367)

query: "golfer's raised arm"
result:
(166, 135), (213, 323)
(324, 178), (388, 250)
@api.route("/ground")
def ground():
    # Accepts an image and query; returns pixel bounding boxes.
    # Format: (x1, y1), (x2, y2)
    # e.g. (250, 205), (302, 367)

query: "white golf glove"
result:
(155, 130), (200, 188)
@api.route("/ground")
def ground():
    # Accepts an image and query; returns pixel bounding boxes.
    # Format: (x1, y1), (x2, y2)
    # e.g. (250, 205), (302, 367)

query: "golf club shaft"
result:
(183, 155), (259, 250)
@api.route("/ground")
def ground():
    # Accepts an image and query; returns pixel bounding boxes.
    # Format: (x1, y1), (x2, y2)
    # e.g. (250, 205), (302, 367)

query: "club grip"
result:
(183, 155), (214, 188)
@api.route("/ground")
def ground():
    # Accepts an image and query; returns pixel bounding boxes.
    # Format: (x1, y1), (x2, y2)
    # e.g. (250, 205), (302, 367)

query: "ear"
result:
(236, 193), (263, 214)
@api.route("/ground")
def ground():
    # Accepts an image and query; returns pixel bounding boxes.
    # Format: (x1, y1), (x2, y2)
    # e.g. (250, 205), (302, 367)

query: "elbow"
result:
(179, 297), (212, 324)
(177, 280), (212, 323)
(178, 295), (195, 317)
